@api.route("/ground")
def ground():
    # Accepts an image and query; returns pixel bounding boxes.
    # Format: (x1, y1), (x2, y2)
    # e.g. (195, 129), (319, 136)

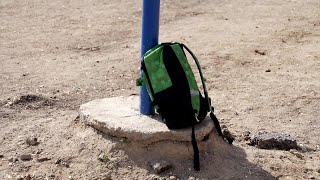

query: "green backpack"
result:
(137, 42), (233, 170)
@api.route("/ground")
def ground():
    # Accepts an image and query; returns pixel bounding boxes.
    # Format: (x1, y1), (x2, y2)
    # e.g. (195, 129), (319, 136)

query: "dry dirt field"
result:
(1, 0), (320, 179)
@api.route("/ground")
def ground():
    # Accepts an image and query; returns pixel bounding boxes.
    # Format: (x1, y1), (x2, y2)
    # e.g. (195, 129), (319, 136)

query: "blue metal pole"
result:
(140, 0), (160, 115)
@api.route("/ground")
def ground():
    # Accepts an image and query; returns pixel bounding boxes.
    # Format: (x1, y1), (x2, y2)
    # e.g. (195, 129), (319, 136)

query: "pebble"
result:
(8, 157), (18, 162)
(26, 137), (38, 146)
(55, 159), (61, 164)
(55, 158), (70, 168)
(243, 131), (251, 137)
(149, 160), (172, 174)
(309, 175), (315, 179)
(98, 152), (109, 163)
(304, 168), (313, 173)
(221, 127), (235, 143)
(20, 154), (32, 161)
(299, 144), (314, 152)
(289, 149), (304, 159)
(16, 175), (24, 180)
(22, 174), (31, 180)
(169, 175), (178, 180)
(241, 131), (251, 141)
(47, 175), (55, 179)
(37, 157), (51, 162)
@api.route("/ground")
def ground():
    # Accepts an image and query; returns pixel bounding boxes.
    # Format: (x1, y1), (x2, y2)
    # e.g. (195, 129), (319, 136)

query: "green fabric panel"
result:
(143, 45), (172, 94)
(170, 44), (200, 113)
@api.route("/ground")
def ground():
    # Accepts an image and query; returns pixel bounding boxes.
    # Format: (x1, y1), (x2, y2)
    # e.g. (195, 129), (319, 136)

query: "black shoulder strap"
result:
(210, 108), (234, 144)
(191, 125), (200, 171)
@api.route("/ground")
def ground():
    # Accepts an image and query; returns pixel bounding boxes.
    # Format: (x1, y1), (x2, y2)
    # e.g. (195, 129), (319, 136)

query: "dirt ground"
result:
(1, 0), (320, 179)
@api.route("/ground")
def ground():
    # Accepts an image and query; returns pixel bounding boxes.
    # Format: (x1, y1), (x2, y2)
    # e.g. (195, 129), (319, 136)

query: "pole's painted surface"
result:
(140, 0), (160, 115)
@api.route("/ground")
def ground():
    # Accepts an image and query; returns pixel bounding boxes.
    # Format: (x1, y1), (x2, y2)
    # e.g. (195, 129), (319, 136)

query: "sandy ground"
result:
(1, 0), (320, 179)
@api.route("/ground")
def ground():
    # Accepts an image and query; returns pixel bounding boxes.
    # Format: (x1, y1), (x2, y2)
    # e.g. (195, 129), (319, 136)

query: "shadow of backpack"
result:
(136, 42), (233, 171)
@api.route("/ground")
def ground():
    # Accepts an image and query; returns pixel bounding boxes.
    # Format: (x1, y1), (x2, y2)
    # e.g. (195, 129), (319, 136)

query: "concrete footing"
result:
(79, 96), (214, 144)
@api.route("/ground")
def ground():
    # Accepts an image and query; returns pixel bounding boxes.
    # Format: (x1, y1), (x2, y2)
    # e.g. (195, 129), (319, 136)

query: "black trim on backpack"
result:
(141, 60), (155, 97)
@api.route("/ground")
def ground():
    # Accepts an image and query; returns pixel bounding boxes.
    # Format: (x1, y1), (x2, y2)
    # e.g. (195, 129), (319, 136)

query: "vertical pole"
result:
(140, 0), (160, 115)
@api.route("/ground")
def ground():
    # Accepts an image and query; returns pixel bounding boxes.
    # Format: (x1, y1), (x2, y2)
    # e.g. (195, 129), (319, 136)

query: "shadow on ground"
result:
(110, 130), (276, 180)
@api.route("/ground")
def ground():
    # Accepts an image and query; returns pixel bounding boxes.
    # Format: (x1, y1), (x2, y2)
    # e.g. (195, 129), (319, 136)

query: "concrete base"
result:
(79, 96), (214, 144)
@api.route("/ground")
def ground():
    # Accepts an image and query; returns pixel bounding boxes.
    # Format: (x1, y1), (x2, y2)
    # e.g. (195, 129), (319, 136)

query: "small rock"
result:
(61, 161), (70, 168)
(150, 175), (160, 180)
(304, 168), (313, 173)
(317, 169), (320, 173)
(55, 158), (70, 167)
(265, 69), (271, 72)
(149, 160), (172, 174)
(309, 175), (315, 179)
(16, 175), (24, 180)
(270, 166), (280, 171)
(289, 149), (304, 159)
(47, 174), (55, 179)
(298, 144), (315, 152)
(20, 154), (32, 161)
(241, 131), (251, 141)
(98, 152), (109, 163)
(169, 175), (177, 180)
(24, 174), (31, 180)
(222, 127), (235, 143)
(55, 159), (61, 164)
(37, 157), (51, 162)
(5, 101), (14, 107)
(243, 131), (251, 136)
(254, 49), (266, 55)
(279, 155), (287, 159)
(188, 177), (196, 180)
(9, 157), (18, 162)
(26, 137), (38, 146)
(90, 46), (100, 51)
(0, 154), (4, 158)
(249, 131), (298, 150)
